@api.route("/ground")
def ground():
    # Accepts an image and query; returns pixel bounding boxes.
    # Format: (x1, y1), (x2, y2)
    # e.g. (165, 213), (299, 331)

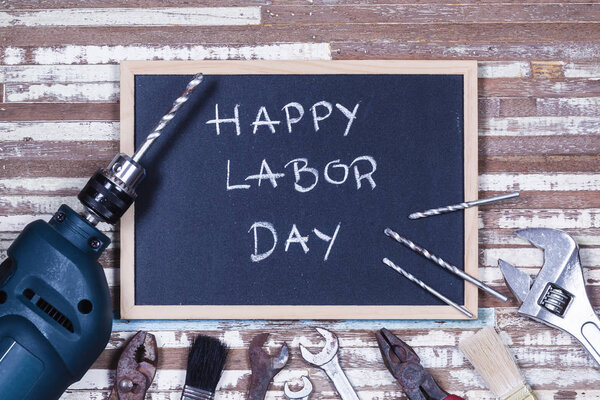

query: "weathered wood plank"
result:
(64, 366), (600, 392)
(263, 4), (600, 24)
(2, 24), (599, 48)
(0, 103), (118, 121)
(4, 43), (333, 65)
(480, 136), (600, 156)
(0, 8), (261, 27)
(480, 156), (600, 174)
(481, 116), (600, 136)
(5, 82), (119, 103)
(484, 97), (600, 118)
(480, 78), (600, 98)
(1, 0), (269, 8)
(332, 41), (600, 62)
(481, 209), (600, 230)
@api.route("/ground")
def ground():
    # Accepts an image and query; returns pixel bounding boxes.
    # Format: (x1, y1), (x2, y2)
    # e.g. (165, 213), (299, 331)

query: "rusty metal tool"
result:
(284, 376), (313, 400)
(299, 327), (359, 400)
(499, 228), (600, 367)
(376, 328), (464, 400)
(247, 333), (289, 400)
(109, 331), (158, 400)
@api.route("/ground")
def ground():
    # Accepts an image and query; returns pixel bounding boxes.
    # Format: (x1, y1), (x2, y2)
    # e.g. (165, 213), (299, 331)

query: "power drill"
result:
(0, 74), (203, 400)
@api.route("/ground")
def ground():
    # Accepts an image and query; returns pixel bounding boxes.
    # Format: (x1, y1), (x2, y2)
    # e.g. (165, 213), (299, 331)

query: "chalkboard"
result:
(119, 60), (478, 320)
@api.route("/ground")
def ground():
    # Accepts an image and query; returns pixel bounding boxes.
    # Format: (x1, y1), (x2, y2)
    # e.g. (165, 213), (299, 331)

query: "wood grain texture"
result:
(0, 1), (598, 399)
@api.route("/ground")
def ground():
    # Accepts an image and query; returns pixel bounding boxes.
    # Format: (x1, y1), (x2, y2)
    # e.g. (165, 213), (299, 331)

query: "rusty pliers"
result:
(376, 328), (464, 400)
(109, 331), (158, 400)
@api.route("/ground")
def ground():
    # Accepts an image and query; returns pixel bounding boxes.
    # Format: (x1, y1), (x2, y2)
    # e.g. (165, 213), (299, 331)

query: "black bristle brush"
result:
(181, 335), (229, 400)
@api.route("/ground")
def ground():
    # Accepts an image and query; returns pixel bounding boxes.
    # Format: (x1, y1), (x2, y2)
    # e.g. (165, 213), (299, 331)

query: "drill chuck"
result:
(78, 153), (146, 225)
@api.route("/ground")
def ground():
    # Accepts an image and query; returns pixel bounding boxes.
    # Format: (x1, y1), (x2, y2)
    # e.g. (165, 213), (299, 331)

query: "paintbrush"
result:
(459, 326), (536, 400)
(181, 335), (229, 400)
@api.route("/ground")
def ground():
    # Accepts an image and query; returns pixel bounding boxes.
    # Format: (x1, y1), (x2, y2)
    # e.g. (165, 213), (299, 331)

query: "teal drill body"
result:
(0, 73), (203, 399)
(0, 205), (112, 400)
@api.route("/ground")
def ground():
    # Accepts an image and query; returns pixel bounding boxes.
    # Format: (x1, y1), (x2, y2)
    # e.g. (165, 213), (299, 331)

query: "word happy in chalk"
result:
(205, 101), (360, 136)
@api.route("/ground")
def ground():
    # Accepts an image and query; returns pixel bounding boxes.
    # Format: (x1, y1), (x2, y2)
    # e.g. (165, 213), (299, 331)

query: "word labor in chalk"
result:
(227, 156), (377, 192)
(205, 101), (360, 136)
(248, 222), (341, 262)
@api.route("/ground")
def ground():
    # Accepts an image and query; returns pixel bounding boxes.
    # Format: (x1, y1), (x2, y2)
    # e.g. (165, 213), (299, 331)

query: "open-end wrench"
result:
(284, 376), (313, 400)
(499, 228), (600, 366)
(299, 327), (359, 400)
(247, 333), (289, 400)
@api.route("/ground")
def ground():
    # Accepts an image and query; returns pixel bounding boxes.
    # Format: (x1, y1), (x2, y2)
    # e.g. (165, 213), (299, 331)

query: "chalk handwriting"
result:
(248, 222), (277, 262)
(206, 101), (360, 136)
(206, 104), (241, 136)
(249, 222), (341, 262)
(227, 156), (377, 192)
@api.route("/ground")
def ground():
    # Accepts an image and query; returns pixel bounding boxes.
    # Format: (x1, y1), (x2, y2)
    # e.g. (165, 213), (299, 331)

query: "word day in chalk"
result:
(248, 222), (341, 263)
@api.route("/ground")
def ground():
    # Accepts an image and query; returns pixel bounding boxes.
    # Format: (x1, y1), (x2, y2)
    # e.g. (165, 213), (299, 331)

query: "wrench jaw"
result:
(299, 328), (339, 366)
(300, 328), (359, 400)
(284, 376), (313, 400)
(502, 228), (600, 367)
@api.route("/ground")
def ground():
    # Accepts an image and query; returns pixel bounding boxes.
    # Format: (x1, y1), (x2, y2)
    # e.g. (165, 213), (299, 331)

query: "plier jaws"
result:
(376, 328), (464, 400)
(109, 331), (158, 400)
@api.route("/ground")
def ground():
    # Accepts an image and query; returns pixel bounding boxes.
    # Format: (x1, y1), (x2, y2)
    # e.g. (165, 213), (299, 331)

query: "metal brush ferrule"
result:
(181, 385), (214, 400)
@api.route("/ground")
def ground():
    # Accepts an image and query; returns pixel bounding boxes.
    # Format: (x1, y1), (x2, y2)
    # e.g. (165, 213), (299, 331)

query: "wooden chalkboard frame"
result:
(119, 60), (478, 320)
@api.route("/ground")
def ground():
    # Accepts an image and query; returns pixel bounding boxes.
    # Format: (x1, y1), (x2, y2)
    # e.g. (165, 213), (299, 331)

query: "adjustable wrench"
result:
(300, 328), (359, 400)
(499, 228), (600, 366)
(284, 376), (313, 400)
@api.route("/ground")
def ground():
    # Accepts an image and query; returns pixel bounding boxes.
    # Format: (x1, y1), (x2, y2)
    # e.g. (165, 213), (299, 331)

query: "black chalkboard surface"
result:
(119, 61), (478, 320)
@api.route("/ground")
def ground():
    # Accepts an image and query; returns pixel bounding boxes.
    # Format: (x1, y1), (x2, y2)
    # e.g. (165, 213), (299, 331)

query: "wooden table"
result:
(1, 1), (599, 398)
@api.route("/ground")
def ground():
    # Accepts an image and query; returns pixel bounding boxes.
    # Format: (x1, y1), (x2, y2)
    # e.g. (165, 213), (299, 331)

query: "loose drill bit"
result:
(382, 258), (473, 318)
(384, 228), (508, 302)
(133, 73), (204, 163)
(408, 192), (520, 220)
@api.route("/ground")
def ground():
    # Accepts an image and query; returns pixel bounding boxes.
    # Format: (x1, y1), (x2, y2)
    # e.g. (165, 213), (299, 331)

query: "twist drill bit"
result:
(408, 192), (520, 220)
(384, 228), (508, 302)
(382, 258), (473, 318)
(133, 73), (204, 163)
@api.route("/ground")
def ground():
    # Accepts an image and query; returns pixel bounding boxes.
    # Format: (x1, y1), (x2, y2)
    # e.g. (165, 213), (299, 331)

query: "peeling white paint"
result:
(5, 82), (119, 103)
(0, 177), (88, 192)
(0, 65), (119, 83)
(0, 121), (119, 141)
(480, 116), (600, 136)
(492, 209), (600, 229)
(479, 173), (600, 191)
(4, 47), (25, 65)
(565, 63), (600, 78)
(481, 247), (600, 267)
(0, 7), (261, 27)
(478, 61), (530, 78)
(33, 43), (332, 65)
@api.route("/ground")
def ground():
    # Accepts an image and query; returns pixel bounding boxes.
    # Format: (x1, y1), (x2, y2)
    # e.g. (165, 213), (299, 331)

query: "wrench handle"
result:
(580, 319), (600, 367)
(247, 373), (271, 400)
(321, 356), (360, 400)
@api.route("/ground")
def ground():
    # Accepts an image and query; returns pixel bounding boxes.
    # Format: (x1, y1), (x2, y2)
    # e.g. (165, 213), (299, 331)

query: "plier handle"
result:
(376, 328), (464, 400)
(109, 331), (158, 400)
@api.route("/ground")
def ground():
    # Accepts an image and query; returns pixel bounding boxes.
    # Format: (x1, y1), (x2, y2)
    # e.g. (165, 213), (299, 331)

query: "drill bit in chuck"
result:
(78, 73), (204, 225)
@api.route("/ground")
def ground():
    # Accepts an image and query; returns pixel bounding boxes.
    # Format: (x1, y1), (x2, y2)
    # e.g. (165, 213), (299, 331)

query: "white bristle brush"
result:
(459, 326), (536, 400)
